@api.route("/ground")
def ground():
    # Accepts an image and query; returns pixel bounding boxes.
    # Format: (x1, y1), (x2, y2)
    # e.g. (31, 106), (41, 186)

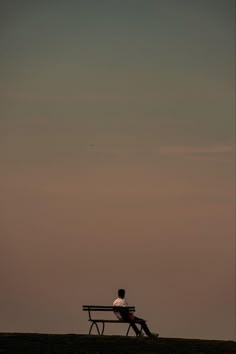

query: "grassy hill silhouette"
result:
(0, 333), (235, 354)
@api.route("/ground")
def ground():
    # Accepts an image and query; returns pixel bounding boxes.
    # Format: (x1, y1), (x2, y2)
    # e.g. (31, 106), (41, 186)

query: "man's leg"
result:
(140, 321), (152, 336)
(134, 317), (152, 337)
(129, 321), (141, 336)
(121, 312), (141, 336)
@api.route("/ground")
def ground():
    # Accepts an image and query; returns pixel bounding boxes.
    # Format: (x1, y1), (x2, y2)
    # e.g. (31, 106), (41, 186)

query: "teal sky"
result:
(1, 0), (235, 340)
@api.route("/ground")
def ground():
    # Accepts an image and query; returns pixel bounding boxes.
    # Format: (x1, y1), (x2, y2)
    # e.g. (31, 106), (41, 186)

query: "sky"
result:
(0, 0), (235, 340)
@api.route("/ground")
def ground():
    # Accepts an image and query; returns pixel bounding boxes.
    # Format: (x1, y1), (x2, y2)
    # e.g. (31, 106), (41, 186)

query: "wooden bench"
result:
(83, 305), (141, 336)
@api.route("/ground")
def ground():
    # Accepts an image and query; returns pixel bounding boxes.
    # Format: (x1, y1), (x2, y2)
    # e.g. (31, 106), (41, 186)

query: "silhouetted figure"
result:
(113, 288), (158, 337)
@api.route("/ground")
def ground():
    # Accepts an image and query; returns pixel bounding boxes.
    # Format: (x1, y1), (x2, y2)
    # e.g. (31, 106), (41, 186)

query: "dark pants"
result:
(130, 316), (152, 336)
(120, 311), (152, 336)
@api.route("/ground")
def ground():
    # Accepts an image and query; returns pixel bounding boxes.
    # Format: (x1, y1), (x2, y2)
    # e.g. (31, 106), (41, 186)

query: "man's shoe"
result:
(138, 332), (144, 337)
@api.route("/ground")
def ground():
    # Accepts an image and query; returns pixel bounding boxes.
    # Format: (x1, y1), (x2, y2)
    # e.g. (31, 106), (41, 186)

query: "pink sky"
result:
(1, 0), (235, 340)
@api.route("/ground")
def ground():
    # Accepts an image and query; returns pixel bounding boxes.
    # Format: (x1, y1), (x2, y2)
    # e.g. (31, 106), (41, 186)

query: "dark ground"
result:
(0, 333), (235, 354)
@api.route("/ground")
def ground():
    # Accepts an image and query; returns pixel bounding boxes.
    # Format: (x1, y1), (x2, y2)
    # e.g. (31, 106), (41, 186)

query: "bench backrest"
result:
(83, 305), (135, 311)
(83, 305), (135, 320)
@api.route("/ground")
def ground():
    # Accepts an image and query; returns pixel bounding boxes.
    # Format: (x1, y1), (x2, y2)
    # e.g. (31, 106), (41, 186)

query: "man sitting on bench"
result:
(113, 288), (158, 337)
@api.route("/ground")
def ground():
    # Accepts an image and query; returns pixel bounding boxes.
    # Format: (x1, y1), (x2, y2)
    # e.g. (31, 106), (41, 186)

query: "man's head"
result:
(118, 288), (125, 298)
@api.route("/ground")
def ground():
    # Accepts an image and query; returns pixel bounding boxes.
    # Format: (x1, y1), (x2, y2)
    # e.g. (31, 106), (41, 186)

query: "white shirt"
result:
(113, 297), (128, 320)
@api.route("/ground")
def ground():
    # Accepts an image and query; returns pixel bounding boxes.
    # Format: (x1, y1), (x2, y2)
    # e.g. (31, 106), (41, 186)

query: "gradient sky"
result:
(1, 0), (235, 340)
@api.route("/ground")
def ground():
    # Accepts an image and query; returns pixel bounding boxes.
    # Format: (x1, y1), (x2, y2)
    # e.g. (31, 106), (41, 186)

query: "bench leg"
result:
(140, 325), (144, 336)
(126, 324), (131, 336)
(101, 322), (105, 335)
(89, 321), (101, 335)
(126, 323), (144, 336)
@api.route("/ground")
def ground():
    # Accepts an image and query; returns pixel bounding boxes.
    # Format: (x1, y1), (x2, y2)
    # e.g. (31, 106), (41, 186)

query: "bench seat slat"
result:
(83, 306), (135, 308)
(88, 320), (131, 323)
